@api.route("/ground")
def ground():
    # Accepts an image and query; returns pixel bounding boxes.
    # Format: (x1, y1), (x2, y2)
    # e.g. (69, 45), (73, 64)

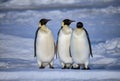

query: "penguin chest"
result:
(58, 30), (72, 63)
(71, 30), (89, 63)
(36, 30), (54, 62)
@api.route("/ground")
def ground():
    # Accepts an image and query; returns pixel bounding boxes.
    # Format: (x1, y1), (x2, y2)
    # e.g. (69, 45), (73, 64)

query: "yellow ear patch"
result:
(62, 22), (64, 27)
(38, 23), (41, 28)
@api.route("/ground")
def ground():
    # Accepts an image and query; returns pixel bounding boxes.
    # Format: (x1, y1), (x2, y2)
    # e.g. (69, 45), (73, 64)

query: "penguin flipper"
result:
(55, 27), (63, 58)
(84, 28), (93, 57)
(34, 27), (40, 57)
(54, 42), (57, 59)
(69, 47), (72, 57)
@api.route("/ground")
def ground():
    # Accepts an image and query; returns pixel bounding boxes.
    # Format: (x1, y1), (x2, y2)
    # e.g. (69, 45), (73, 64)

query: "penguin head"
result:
(39, 18), (51, 26)
(76, 22), (83, 28)
(62, 19), (75, 26)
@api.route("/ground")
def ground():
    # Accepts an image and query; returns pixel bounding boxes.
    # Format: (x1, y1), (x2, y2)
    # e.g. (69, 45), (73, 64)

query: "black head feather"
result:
(63, 19), (75, 26)
(77, 22), (83, 28)
(39, 18), (51, 25)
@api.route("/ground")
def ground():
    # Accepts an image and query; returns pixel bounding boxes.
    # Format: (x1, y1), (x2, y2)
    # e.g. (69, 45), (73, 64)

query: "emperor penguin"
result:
(34, 18), (55, 69)
(56, 19), (75, 69)
(70, 22), (93, 70)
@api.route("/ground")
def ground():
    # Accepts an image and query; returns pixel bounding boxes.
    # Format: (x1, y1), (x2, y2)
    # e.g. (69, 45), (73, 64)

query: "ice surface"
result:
(0, 71), (120, 81)
(0, 33), (120, 80)
(0, 6), (120, 42)
(0, 6), (120, 24)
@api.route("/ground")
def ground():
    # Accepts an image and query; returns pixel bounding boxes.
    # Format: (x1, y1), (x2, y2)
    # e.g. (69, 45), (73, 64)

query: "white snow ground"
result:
(0, 33), (120, 81)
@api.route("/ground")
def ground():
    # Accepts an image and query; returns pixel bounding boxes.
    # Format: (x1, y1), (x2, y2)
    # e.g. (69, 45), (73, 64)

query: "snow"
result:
(0, 6), (120, 42)
(0, 6), (120, 25)
(93, 38), (120, 54)
(0, 71), (120, 80)
(0, 33), (120, 80)
(0, 0), (120, 80)
(0, 34), (34, 60)
(91, 38), (120, 70)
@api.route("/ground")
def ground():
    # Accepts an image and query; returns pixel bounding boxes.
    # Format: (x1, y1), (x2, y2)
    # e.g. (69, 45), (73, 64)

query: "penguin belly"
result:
(58, 31), (72, 64)
(71, 30), (90, 64)
(36, 30), (54, 63)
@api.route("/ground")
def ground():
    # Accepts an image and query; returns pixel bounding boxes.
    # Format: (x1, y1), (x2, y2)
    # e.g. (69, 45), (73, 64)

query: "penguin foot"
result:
(71, 66), (80, 69)
(82, 67), (90, 70)
(62, 65), (67, 69)
(62, 67), (66, 69)
(39, 66), (45, 69)
(49, 66), (54, 69)
(66, 67), (71, 69)
(49, 63), (54, 69)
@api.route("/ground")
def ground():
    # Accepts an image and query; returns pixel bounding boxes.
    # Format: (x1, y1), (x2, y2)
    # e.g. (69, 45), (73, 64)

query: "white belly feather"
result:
(70, 29), (90, 64)
(58, 28), (72, 63)
(36, 29), (54, 63)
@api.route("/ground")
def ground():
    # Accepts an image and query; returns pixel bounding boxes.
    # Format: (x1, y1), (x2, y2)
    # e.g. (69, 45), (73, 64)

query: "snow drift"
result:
(0, 33), (120, 80)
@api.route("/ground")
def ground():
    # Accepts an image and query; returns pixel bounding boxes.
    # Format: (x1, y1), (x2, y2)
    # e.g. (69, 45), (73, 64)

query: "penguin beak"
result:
(45, 19), (51, 24)
(46, 19), (51, 22)
(70, 20), (75, 23)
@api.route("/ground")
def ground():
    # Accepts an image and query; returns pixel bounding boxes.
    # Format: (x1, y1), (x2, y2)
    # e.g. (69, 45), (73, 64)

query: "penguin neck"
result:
(76, 27), (84, 33)
(62, 25), (72, 34)
(39, 24), (47, 29)
(77, 27), (83, 30)
(41, 25), (47, 29)
(63, 25), (69, 29)
(39, 24), (48, 31)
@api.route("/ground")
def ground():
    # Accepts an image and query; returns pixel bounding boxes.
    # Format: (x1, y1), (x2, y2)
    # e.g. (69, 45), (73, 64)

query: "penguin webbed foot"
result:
(49, 63), (54, 69)
(49, 66), (54, 69)
(39, 66), (45, 69)
(62, 65), (67, 69)
(71, 65), (80, 69)
(82, 67), (90, 70)
(50, 67), (54, 69)
(71, 64), (80, 69)
(66, 67), (71, 69)
(62, 64), (71, 69)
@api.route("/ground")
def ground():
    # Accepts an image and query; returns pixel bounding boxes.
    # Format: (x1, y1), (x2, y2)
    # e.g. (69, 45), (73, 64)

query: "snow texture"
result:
(0, 33), (120, 81)
(0, 6), (120, 42)
(0, 6), (120, 24)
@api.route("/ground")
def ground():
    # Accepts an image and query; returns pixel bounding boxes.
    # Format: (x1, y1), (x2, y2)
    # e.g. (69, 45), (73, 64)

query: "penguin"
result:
(34, 18), (55, 69)
(56, 19), (75, 69)
(70, 22), (93, 70)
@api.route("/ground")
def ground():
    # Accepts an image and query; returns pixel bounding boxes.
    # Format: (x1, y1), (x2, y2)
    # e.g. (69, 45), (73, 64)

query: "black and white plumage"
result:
(34, 19), (55, 69)
(70, 22), (93, 70)
(56, 19), (75, 69)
